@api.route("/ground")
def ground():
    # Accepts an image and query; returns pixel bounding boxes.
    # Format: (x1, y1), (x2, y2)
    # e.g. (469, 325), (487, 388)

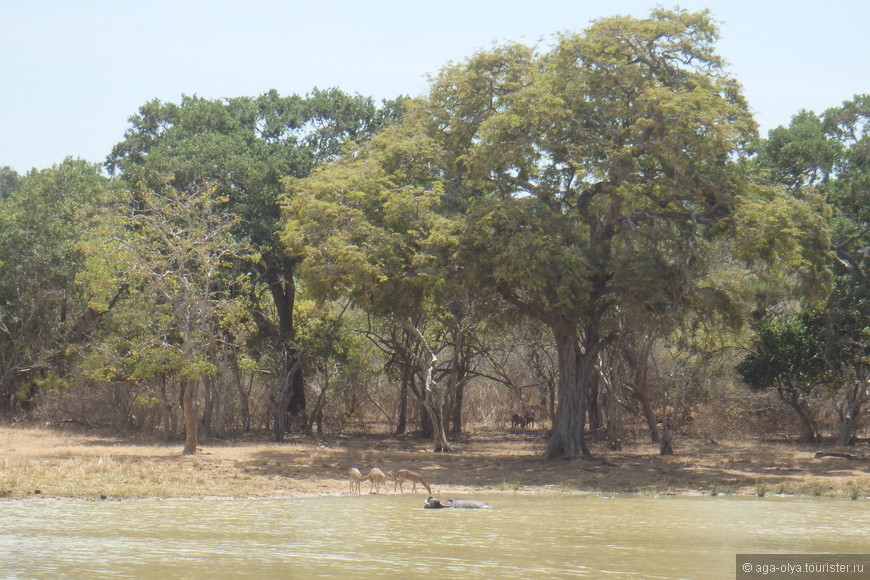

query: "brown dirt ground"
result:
(1, 425), (868, 500)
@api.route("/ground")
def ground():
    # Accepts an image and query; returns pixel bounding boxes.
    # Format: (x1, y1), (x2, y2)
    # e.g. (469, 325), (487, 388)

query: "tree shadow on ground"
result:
(237, 429), (870, 497)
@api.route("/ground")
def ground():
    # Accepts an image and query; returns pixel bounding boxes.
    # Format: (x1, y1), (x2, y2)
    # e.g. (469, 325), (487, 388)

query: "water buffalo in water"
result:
(424, 497), (493, 509)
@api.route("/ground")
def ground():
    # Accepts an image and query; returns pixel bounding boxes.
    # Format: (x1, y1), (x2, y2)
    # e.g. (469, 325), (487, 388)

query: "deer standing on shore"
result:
(393, 469), (431, 495)
(348, 467), (369, 495)
(366, 467), (392, 493)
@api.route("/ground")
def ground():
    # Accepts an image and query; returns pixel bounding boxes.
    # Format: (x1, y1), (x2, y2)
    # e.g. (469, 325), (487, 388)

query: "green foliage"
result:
(0, 10), (857, 448)
(745, 95), (869, 442)
(758, 96), (868, 278)
(760, 110), (841, 189)
(133, 393), (160, 410)
(286, 8), (768, 457)
(461, 196), (591, 319)
(0, 159), (110, 405)
(107, 89), (400, 253)
(435, 8), (759, 340)
(736, 313), (828, 393)
(1, 159), (108, 293)
(284, 126), (454, 317)
(77, 184), (253, 384)
(0, 166), (20, 199)
(106, 89), (402, 437)
(731, 184), (833, 304)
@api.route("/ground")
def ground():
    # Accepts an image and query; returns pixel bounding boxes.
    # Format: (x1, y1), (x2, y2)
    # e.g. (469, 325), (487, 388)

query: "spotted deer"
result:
(393, 469), (432, 494)
(347, 467), (369, 495)
(365, 467), (392, 493)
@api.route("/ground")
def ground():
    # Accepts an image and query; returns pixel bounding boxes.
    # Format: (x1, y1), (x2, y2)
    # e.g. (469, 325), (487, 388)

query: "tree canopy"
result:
(284, 8), (780, 457)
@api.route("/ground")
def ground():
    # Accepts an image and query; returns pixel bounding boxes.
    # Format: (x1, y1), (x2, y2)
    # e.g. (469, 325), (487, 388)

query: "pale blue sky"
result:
(2, 0), (868, 173)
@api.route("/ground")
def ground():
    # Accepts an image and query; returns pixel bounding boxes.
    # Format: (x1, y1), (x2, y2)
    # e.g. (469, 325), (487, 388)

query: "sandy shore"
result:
(1, 426), (868, 500)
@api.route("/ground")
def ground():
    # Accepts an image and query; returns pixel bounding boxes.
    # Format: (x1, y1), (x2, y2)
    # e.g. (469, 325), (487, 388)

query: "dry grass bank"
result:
(1, 425), (868, 500)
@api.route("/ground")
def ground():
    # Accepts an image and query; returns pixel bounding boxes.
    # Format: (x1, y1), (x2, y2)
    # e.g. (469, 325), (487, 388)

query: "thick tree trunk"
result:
(413, 373), (450, 452)
(547, 329), (592, 458)
(418, 400), (434, 438)
(778, 386), (820, 443)
(422, 399), (451, 453)
(793, 403), (819, 444)
(398, 320), (452, 452)
(265, 262), (306, 441)
(837, 414), (859, 447)
(273, 356), (303, 441)
(631, 384), (660, 443)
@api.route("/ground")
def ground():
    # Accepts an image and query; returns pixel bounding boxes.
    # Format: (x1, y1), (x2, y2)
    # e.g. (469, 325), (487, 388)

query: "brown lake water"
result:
(1, 494), (867, 578)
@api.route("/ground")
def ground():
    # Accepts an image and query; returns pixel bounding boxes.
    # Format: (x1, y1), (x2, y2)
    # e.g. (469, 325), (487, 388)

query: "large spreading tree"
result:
(454, 9), (762, 458)
(286, 8), (766, 458)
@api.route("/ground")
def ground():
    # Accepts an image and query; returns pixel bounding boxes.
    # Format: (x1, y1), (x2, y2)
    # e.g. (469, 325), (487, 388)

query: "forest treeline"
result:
(0, 9), (867, 456)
